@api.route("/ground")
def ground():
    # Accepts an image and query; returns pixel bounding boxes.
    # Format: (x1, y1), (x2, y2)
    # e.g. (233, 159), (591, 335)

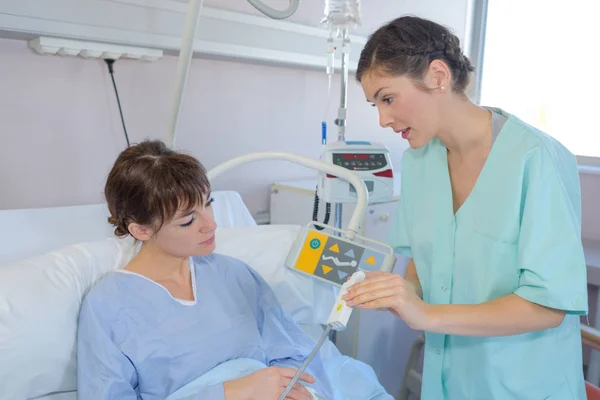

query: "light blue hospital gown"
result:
(389, 108), (588, 399)
(77, 253), (334, 399)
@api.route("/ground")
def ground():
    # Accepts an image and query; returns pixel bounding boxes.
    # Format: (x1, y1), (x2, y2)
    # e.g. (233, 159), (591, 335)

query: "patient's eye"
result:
(180, 217), (195, 227)
(206, 197), (214, 207)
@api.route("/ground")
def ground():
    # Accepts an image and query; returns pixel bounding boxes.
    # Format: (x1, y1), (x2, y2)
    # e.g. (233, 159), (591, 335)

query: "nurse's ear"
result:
(425, 59), (452, 94)
(128, 222), (154, 242)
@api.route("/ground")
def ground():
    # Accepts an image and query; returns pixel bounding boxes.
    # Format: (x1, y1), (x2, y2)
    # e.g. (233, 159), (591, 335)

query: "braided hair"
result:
(356, 16), (474, 94)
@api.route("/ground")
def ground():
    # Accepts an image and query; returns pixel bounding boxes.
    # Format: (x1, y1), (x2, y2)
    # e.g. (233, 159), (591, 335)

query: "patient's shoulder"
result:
(81, 271), (130, 311)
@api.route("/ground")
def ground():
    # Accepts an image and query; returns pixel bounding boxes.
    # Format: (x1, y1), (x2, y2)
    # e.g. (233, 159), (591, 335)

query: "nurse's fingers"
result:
(362, 271), (388, 279)
(345, 275), (403, 299)
(355, 294), (399, 311)
(349, 272), (400, 290)
(346, 271), (391, 286)
(343, 280), (400, 304)
(346, 287), (399, 308)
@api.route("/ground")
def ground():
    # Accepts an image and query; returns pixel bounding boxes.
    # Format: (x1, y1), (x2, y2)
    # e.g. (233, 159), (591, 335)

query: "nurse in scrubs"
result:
(343, 15), (588, 399)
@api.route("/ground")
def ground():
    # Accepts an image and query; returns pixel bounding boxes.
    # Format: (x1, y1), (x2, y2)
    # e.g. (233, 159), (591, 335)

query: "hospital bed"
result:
(0, 191), (392, 400)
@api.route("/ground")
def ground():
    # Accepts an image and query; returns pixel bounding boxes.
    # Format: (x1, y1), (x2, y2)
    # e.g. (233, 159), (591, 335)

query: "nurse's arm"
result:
(404, 259), (423, 299)
(426, 294), (566, 336)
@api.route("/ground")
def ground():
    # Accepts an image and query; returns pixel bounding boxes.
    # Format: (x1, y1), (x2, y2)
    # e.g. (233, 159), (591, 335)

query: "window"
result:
(478, 0), (600, 165)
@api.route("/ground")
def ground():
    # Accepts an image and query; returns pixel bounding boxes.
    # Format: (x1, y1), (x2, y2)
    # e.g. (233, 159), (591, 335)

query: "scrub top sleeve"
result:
(76, 297), (140, 399)
(514, 147), (588, 314)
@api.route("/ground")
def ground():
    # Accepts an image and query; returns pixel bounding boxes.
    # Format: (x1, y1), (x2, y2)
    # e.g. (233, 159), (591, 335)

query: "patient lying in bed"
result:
(77, 140), (332, 400)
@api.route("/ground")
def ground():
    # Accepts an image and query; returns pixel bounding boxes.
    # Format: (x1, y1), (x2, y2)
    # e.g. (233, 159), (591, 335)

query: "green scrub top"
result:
(389, 108), (588, 399)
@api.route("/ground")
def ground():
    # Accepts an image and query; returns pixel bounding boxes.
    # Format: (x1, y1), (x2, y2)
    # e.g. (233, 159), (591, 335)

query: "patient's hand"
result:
(223, 366), (316, 400)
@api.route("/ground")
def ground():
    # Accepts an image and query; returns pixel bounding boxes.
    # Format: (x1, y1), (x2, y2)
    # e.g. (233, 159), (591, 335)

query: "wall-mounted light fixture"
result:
(28, 37), (163, 62)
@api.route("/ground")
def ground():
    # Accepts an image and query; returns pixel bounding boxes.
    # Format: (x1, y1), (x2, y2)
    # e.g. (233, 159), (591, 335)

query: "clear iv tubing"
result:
(278, 325), (332, 400)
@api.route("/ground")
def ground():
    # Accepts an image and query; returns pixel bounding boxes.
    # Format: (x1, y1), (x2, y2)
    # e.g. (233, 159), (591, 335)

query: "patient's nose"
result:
(199, 209), (217, 232)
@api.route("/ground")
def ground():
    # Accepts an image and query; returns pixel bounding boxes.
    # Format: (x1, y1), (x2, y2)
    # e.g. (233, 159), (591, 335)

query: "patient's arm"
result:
(238, 264), (334, 399)
(77, 296), (226, 399)
(77, 297), (143, 399)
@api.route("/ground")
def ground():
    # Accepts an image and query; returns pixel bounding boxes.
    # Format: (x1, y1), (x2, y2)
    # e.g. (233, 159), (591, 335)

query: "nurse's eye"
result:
(206, 197), (215, 207)
(180, 217), (195, 227)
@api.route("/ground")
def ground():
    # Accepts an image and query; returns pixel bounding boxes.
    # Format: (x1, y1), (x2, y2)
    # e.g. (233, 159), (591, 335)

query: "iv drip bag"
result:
(322, 0), (361, 27)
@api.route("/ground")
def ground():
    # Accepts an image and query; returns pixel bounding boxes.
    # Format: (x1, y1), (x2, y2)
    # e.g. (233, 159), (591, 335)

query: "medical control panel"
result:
(285, 223), (396, 288)
(318, 141), (394, 203)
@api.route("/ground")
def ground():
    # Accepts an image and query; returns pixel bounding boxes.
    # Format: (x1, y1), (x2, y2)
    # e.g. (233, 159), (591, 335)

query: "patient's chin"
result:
(193, 242), (216, 256)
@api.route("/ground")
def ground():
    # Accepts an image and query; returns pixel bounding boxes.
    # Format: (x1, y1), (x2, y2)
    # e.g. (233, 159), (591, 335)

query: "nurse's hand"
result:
(223, 366), (316, 400)
(343, 271), (432, 331)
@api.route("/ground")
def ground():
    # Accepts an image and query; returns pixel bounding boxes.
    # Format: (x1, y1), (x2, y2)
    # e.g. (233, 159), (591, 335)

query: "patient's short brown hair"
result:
(104, 140), (211, 237)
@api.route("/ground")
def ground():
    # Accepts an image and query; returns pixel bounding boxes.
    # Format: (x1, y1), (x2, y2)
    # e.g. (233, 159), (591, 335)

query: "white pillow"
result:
(0, 237), (135, 400)
(214, 224), (338, 327)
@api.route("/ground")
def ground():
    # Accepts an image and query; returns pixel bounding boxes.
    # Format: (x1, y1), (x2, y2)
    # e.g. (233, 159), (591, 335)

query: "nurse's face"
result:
(146, 195), (217, 258)
(361, 69), (441, 149)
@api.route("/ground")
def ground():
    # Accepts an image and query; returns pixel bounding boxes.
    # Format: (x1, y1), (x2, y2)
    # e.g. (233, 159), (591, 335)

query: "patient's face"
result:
(150, 196), (217, 258)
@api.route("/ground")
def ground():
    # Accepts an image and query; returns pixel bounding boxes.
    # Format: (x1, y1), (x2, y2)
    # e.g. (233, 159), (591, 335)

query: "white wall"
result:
(2, 0), (598, 241)
(0, 0), (469, 217)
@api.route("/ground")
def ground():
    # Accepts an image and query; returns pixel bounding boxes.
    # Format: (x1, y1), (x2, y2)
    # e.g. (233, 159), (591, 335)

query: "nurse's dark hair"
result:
(356, 15), (474, 94)
(104, 139), (211, 237)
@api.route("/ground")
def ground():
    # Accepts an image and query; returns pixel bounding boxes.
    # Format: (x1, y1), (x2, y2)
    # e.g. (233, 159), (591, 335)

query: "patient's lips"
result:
(200, 235), (215, 246)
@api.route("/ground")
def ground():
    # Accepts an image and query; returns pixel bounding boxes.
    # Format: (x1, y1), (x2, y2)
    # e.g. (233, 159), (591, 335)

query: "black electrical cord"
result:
(312, 186), (331, 230)
(104, 59), (130, 147)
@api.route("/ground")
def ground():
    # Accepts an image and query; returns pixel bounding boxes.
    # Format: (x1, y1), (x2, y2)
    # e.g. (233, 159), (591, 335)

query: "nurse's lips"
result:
(394, 127), (411, 139)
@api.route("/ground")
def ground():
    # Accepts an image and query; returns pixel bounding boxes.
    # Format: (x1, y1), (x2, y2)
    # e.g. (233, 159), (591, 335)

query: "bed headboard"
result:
(0, 190), (255, 266)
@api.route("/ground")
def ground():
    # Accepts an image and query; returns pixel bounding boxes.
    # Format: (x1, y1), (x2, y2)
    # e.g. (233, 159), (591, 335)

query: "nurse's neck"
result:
(126, 243), (189, 282)
(436, 99), (492, 159)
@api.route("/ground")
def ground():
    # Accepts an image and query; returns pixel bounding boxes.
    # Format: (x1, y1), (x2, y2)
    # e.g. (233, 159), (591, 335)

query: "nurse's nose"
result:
(378, 110), (394, 129)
